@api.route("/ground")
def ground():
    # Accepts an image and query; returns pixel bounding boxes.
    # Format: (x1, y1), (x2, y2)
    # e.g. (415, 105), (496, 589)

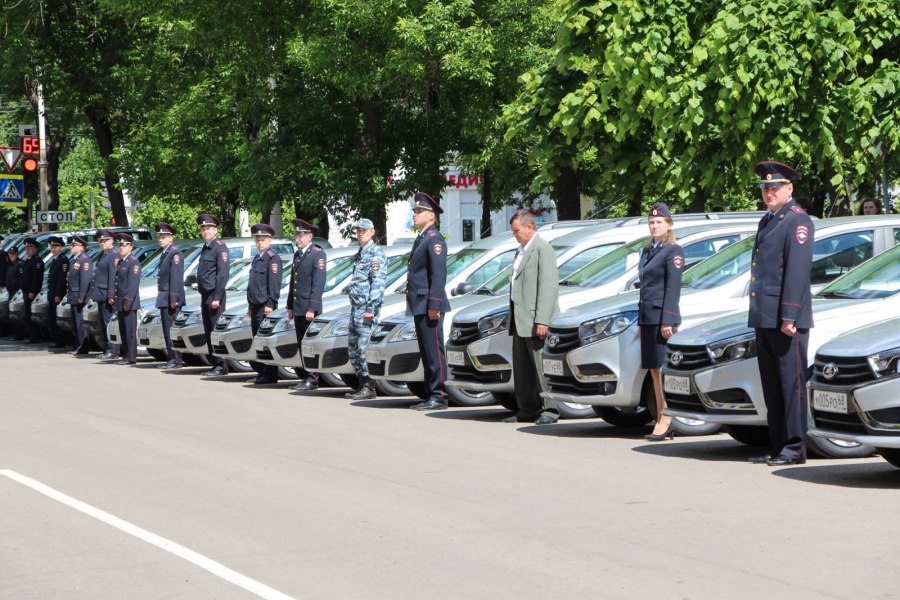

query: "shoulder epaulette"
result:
(214, 239), (226, 246)
(789, 205), (804, 214)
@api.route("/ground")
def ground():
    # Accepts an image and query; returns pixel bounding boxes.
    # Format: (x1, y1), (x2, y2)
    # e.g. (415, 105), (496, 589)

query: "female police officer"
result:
(638, 203), (685, 441)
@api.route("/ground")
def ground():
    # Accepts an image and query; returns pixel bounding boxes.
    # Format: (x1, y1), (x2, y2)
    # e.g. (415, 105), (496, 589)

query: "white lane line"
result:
(0, 469), (296, 600)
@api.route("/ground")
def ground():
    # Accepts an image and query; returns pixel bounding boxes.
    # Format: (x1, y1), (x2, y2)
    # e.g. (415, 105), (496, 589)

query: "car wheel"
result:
(640, 373), (721, 436)
(491, 392), (518, 412)
(319, 373), (344, 388)
(724, 425), (770, 446)
(594, 405), (653, 427)
(806, 434), (875, 459)
(183, 354), (207, 367)
(374, 379), (410, 396)
(405, 381), (429, 400)
(556, 401), (597, 419)
(278, 366), (298, 380)
(226, 359), (254, 373)
(147, 349), (168, 362)
(879, 448), (900, 469)
(339, 374), (360, 390)
(447, 386), (494, 407)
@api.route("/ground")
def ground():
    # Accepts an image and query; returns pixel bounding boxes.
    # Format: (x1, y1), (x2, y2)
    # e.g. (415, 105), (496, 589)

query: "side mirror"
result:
(455, 282), (476, 296)
(184, 274), (197, 287)
(632, 280), (641, 289)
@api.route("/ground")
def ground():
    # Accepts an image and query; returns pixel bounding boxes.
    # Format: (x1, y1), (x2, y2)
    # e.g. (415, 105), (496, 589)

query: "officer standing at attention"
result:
(196, 213), (230, 377)
(67, 236), (93, 355)
(45, 237), (70, 349)
(4, 246), (22, 339)
(247, 223), (282, 385)
(406, 192), (451, 411)
(20, 237), (45, 344)
(287, 218), (327, 392)
(92, 230), (120, 360)
(748, 160), (814, 466)
(155, 222), (186, 370)
(114, 233), (141, 365)
(345, 218), (387, 400)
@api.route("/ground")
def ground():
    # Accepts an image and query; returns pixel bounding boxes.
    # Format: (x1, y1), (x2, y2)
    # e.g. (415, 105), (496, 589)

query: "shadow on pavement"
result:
(632, 437), (771, 462)
(516, 420), (651, 439)
(771, 461), (900, 489)
(424, 407), (511, 422)
(351, 398), (422, 410)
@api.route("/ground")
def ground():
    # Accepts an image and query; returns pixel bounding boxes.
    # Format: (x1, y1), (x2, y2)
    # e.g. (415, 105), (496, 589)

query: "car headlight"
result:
(229, 314), (253, 330)
(391, 320), (418, 342)
(86, 299), (96, 309)
(187, 311), (203, 325)
(478, 311), (510, 337)
(325, 317), (350, 338)
(707, 332), (757, 364)
(868, 347), (900, 378)
(307, 320), (326, 335)
(578, 310), (638, 345)
(272, 317), (295, 332)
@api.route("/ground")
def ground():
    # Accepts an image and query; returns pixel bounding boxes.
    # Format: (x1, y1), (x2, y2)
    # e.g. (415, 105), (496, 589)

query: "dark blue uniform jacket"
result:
(247, 248), (281, 308)
(638, 242), (684, 326)
(67, 253), (93, 304)
(47, 254), (69, 301)
(91, 249), (117, 302)
(197, 238), (229, 303)
(406, 225), (450, 315)
(288, 244), (326, 315)
(156, 244), (186, 308)
(21, 254), (44, 295)
(115, 253), (141, 312)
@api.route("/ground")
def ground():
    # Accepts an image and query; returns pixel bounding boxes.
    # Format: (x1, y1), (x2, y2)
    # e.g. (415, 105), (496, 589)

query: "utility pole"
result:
(36, 82), (50, 231)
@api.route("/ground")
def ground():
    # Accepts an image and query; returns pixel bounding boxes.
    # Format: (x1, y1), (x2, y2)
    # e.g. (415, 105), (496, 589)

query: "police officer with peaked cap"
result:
(407, 192), (451, 410)
(67, 235), (93, 354)
(155, 222), (186, 369)
(287, 218), (327, 391)
(45, 236), (70, 349)
(20, 237), (45, 343)
(747, 160), (814, 466)
(247, 223), (282, 384)
(196, 213), (230, 376)
(4, 245), (22, 339)
(113, 232), (141, 365)
(92, 229), (120, 360)
(345, 217), (388, 400)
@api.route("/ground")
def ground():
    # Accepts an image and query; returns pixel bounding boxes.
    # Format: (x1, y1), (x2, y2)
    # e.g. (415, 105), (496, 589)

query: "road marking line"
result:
(0, 469), (295, 600)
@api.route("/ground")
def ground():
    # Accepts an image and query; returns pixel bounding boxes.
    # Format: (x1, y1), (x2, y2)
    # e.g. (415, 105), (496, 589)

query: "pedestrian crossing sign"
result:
(0, 174), (26, 207)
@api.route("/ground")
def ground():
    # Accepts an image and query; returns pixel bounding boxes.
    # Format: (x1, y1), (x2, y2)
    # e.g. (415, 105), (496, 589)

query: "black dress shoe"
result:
(766, 454), (806, 466)
(253, 376), (278, 385)
(535, 415), (559, 425)
(411, 399), (448, 411)
(116, 359), (135, 365)
(292, 380), (318, 391)
(204, 367), (226, 377)
(98, 352), (118, 361)
(160, 361), (183, 370)
(502, 415), (519, 423)
(749, 454), (773, 464)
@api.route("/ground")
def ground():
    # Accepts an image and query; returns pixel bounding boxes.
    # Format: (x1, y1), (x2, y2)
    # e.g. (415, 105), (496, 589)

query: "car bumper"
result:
(291, 333), (352, 374)
(252, 330), (302, 366)
(365, 338), (422, 381)
(211, 327), (256, 362)
(660, 358), (766, 425)
(171, 324), (209, 355)
(808, 377), (900, 447)
(446, 335), (513, 393)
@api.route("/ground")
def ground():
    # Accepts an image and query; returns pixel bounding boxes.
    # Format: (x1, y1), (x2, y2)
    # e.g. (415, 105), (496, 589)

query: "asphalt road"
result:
(1, 340), (898, 600)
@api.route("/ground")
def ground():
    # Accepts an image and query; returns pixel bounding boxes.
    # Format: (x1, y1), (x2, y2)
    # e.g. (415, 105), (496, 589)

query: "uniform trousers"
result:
(23, 296), (39, 342)
(117, 309), (138, 363)
(413, 313), (447, 403)
(48, 300), (64, 346)
(293, 316), (319, 382)
(249, 304), (278, 380)
(71, 302), (89, 352)
(99, 301), (120, 354)
(347, 306), (376, 379)
(510, 309), (558, 419)
(755, 327), (810, 459)
(200, 293), (227, 371)
(160, 306), (182, 365)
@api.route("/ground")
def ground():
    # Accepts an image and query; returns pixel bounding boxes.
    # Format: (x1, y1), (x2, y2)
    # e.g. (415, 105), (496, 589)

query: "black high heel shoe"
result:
(645, 426), (675, 442)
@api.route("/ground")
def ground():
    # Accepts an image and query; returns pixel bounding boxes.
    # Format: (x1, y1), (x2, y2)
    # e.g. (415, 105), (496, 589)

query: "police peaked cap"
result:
(71, 235), (89, 247)
(291, 218), (318, 234)
(114, 232), (134, 244)
(96, 229), (114, 241)
(155, 222), (177, 235)
(48, 236), (65, 246)
(413, 191), (442, 214)
(250, 223), (275, 237)
(754, 161), (800, 188)
(24, 237), (39, 247)
(648, 202), (672, 219)
(196, 213), (220, 227)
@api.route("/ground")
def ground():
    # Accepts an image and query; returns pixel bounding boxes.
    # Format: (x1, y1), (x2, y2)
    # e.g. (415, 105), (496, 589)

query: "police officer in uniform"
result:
(748, 161), (814, 466)
(20, 237), (45, 343)
(345, 218), (387, 400)
(247, 223), (282, 384)
(406, 193), (451, 410)
(4, 246), (22, 339)
(196, 213), (230, 376)
(67, 236), (93, 355)
(45, 237), (70, 349)
(92, 230), (120, 360)
(114, 233), (141, 365)
(155, 222), (186, 370)
(637, 203), (685, 441)
(287, 218), (327, 392)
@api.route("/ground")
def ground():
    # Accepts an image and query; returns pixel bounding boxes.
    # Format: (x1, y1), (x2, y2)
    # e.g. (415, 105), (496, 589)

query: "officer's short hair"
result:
(510, 208), (540, 228)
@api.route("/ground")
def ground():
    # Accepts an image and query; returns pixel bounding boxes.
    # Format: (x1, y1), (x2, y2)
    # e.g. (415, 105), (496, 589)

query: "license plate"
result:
(663, 374), (691, 395)
(367, 349), (380, 362)
(542, 358), (564, 376)
(302, 342), (315, 357)
(812, 389), (849, 414)
(138, 327), (148, 339)
(210, 333), (222, 344)
(255, 339), (265, 351)
(447, 350), (465, 366)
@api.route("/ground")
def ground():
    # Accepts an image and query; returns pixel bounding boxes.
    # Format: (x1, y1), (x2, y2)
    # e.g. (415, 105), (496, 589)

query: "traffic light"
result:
(22, 155), (38, 201)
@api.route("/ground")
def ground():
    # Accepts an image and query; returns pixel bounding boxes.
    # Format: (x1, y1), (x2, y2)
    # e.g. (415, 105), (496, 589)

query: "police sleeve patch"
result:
(795, 225), (809, 244)
(132, 265), (140, 274)
(372, 261), (381, 272)
(673, 255), (684, 269)
(173, 254), (180, 265)
(221, 251), (229, 262)
(317, 258), (325, 269)
(271, 262), (279, 273)
(433, 244), (442, 255)
(74, 262), (81, 270)
(83, 261), (90, 271)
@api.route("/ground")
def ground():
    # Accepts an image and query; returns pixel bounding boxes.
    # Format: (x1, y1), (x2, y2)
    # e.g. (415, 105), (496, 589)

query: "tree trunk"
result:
(219, 190), (239, 237)
(555, 167), (581, 221)
(481, 169), (493, 238)
(84, 105), (128, 227)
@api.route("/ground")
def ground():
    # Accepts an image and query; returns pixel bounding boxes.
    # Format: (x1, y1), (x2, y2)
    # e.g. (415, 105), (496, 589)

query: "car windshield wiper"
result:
(817, 291), (856, 299)
(559, 280), (580, 287)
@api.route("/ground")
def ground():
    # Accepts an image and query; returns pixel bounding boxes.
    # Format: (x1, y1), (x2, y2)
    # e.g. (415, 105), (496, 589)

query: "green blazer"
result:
(510, 233), (559, 336)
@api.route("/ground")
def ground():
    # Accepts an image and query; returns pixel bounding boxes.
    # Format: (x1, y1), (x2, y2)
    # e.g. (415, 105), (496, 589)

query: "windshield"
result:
(817, 245), (900, 299)
(556, 243), (623, 280)
(475, 265), (513, 295)
(385, 254), (410, 287)
(682, 236), (755, 290)
(562, 236), (650, 287)
(140, 246), (165, 277)
(225, 262), (254, 291)
(323, 256), (355, 292)
(446, 248), (488, 278)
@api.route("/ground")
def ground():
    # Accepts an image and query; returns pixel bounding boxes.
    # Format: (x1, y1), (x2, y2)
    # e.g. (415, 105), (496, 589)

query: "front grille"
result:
(257, 317), (279, 336)
(388, 353), (420, 376)
(173, 337), (187, 349)
(212, 342), (229, 355)
(188, 333), (207, 347)
(214, 315), (234, 332)
(812, 354), (874, 386)
(811, 409), (868, 435)
(256, 346), (274, 361)
(544, 327), (580, 355)
(870, 407), (900, 425)
(449, 321), (480, 346)
(303, 354), (319, 369)
(276, 342), (299, 358)
(449, 364), (511, 384)
(546, 373), (612, 396)
(322, 348), (349, 369)
(665, 388), (753, 414)
(369, 362), (385, 376)
(370, 322), (398, 344)
(667, 344), (712, 371)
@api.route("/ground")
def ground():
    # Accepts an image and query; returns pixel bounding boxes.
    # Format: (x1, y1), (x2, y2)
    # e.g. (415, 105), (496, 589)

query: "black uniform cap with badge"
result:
(48, 236), (65, 247)
(648, 202), (672, 219)
(24, 237), (39, 248)
(196, 213), (220, 227)
(292, 218), (318, 235)
(115, 232), (134, 246)
(754, 160), (800, 189)
(71, 235), (89, 248)
(412, 191), (443, 214)
(96, 229), (114, 242)
(155, 222), (177, 236)
(250, 223), (276, 237)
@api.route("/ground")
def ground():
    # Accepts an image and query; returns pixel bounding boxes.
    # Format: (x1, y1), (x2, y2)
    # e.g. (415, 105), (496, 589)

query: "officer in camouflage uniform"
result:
(345, 218), (387, 400)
